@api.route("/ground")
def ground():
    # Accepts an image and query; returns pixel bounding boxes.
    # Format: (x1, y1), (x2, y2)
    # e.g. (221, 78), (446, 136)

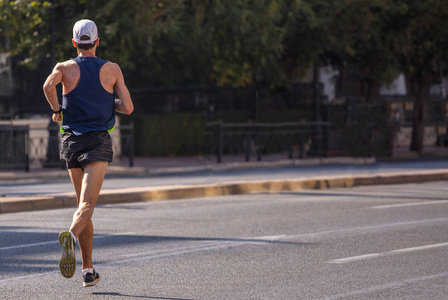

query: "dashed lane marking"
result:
(328, 242), (448, 264)
(372, 200), (448, 209)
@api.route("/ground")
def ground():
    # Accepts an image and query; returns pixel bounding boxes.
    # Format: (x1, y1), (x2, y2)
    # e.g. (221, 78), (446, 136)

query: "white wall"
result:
(319, 66), (339, 103)
(380, 73), (407, 96)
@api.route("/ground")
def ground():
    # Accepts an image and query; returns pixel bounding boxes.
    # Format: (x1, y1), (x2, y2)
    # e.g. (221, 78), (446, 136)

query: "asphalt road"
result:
(2, 160), (448, 197)
(1, 181), (448, 299)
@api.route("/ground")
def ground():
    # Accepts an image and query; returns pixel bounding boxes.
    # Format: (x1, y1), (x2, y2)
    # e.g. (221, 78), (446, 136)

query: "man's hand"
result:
(52, 112), (62, 123)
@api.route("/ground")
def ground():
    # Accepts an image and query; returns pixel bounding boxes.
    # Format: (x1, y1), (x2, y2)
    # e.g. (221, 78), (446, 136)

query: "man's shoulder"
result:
(101, 61), (121, 74)
(103, 61), (119, 68)
(56, 59), (77, 70)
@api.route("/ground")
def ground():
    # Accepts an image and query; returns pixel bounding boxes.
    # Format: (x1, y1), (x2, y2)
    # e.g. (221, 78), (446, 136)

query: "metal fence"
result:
(0, 124), (134, 171)
(206, 119), (448, 162)
(205, 121), (331, 163)
(0, 125), (29, 171)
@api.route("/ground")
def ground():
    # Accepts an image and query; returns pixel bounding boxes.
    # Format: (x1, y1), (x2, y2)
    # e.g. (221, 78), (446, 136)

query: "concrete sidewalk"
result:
(1, 147), (448, 214)
(0, 153), (377, 182)
(2, 145), (447, 182)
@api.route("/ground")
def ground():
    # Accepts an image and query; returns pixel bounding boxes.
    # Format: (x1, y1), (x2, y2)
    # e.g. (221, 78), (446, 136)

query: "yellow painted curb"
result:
(1, 170), (448, 214)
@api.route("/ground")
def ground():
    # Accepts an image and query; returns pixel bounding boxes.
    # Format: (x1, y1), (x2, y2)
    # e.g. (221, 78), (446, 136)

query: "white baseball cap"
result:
(73, 19), (98, 44)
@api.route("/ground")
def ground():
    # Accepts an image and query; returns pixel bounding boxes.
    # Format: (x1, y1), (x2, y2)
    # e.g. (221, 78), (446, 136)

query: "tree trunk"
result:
(366, 80), (380, 104)
(410, 73), (432, 153)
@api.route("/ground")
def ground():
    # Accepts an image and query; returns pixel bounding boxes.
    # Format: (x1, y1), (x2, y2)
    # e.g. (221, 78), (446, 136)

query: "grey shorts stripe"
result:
(60, 131), (113, 169)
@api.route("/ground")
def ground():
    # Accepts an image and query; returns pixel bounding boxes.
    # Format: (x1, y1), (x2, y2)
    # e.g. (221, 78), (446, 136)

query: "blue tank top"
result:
(61, 56), (115, 134)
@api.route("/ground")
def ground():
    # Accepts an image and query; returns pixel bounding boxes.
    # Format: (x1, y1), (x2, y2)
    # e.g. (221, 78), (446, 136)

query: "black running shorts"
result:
(60, 130), (113, 169)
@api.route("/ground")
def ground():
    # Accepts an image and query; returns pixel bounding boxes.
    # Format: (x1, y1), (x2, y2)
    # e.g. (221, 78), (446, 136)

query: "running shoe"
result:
(83, 270), (100, 287)
(58, 231), (76, 278)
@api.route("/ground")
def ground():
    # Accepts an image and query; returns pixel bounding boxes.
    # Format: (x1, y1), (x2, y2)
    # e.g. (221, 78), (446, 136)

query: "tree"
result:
(388, 0), (448, 153)
(50, 0), (183, 80)
(0, 0), (51, 67)
(320, 0), (448, 153)
(205, 0), (288, 88)
(326, 0), (401, 103)
(123, 0), (316, 89)
(146, 0), (296, 88)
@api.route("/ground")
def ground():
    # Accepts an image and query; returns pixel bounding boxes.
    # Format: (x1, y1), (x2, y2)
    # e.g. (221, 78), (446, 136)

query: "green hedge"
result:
(122, 113), (206, 156)
(122, 109), (313, 157)
(210, 109), (313, 123)
(257, 110), (312, 122)
(327, 105), (392, 157)
(210, 111), (252, 122)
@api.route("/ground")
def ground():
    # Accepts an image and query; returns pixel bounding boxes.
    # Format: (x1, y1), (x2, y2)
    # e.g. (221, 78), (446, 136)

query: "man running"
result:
(43, 19), (134, 287)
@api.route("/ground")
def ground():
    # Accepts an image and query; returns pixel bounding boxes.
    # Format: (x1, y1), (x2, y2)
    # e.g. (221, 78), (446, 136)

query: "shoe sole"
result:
(59, 231), (76, 278)
(83, 276), (100, 287)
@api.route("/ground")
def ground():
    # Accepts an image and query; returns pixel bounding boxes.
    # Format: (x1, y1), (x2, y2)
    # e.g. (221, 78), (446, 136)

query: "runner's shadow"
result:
(92, 292), (194, 300)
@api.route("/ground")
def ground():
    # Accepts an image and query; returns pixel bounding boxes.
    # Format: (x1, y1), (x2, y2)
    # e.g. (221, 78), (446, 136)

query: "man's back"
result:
(61, 57), (115, 133)
(44, 58), (133, 119)
(58, 58), (119, 95)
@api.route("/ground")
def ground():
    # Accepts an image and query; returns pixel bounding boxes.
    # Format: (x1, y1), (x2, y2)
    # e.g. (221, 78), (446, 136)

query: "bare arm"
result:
(43, 63), (63, 122)
(113, 64), (134, 115)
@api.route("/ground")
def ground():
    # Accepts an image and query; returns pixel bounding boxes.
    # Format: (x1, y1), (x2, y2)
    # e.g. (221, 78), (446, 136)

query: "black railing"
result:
(120, 123), (135, 168)
(0, 125), (29, 171)
(205, 121), (331, 163)
(0, 123), (135, 171)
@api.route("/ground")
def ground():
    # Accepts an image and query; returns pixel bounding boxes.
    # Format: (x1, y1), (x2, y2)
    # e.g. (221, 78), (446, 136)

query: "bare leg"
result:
(68, 168), (95, 270)
(68, 161), (108, 270)
(68, 168), (83, 203)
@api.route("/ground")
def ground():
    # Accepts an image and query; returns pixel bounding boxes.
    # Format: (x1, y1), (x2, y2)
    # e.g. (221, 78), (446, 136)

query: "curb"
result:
(1, 169), (447, 214)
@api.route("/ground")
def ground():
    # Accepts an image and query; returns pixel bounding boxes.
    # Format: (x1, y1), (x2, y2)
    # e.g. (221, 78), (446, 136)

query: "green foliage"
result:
(0, 0), (51, 67)
(138, 0), (300, 88)
(128, 112), (206, 156)
(204, 0), (288, 88)
(52, 0), (183, 74)
(5, 0), (448, 91)
(386, 0), (448, 77)
(210, 111), (252, 123)
(2, 0), (331, 89)
(210, 109), (312, 123)
(123, 110), (314, 157)
(280, 0), (333, 80)
(329, 0), (400, 84)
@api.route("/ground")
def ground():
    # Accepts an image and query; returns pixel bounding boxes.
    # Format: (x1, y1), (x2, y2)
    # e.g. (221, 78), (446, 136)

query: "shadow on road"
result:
(0, 229), (312, 274)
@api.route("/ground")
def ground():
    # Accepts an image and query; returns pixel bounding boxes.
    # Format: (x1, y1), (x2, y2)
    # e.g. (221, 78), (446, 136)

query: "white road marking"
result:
(328, 242), (448, 264)
(250, 235), (287, 241)
(318, 271), (448, 300)
(119, 235), (287, 258)
(372, 200), (448, 209)
(110, 242), (245, 266)
(279, 217), (448, 241)
(0, 271), (58, 284)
